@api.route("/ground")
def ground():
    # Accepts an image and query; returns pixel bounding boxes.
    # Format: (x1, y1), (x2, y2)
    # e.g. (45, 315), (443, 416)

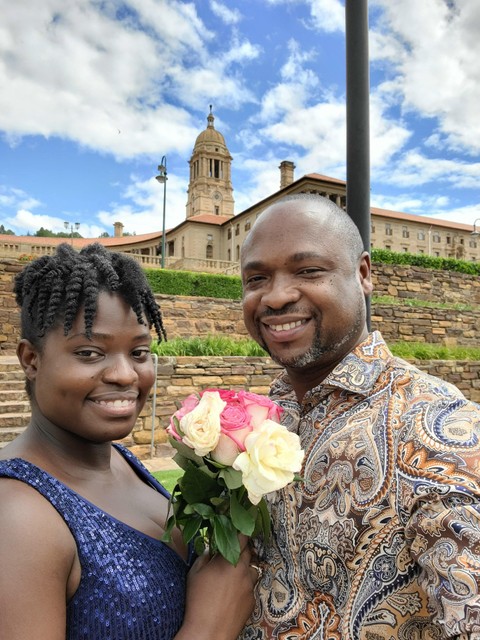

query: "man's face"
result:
(241, 202), (372, 383)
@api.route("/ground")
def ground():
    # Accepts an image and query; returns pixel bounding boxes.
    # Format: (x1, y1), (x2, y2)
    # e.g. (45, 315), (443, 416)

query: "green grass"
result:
(152, 469), (182, 493)
(389, 342), (480, 361)
(151, 335), (480, 361)
(151, 335), (267, 357)
(373, 294), (478, 313)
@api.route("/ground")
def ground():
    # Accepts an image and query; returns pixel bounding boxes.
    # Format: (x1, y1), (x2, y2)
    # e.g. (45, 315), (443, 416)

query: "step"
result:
(0, 381), (26, 393)
(0, 413), (30, 430)
(0, 425), (27, 442)
(0, 370), (24, 382)
(0, 400), (31, 415)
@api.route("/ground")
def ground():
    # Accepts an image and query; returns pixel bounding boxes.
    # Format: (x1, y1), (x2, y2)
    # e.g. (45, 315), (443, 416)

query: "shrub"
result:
(151, 335), (267, 357)
(145, 268), (242, 299)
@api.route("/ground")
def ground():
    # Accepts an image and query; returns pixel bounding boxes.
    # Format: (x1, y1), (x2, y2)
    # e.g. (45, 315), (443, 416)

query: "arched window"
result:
(206, 244), (213, 259)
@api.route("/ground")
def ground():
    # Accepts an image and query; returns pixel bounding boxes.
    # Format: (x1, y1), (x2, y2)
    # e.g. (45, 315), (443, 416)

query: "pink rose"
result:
(211, 393), (253, 465)
(167, 393), (200, 440)
(238, 390), (283, 428)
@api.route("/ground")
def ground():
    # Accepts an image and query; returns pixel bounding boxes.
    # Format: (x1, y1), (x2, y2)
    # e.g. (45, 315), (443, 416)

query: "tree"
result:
(0, 224), (15, 235)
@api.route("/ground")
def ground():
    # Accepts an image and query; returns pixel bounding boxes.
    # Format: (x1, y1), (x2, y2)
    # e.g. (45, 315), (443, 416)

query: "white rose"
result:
(233, 419), (304, 505)
(180, 391), (225, 456)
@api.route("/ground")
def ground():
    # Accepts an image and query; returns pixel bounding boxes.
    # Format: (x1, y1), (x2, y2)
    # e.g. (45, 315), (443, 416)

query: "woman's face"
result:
(26, 291), (155, 444)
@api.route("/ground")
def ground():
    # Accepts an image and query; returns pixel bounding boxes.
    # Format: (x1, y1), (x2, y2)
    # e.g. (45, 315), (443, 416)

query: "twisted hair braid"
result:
(15, 243), (166, 347)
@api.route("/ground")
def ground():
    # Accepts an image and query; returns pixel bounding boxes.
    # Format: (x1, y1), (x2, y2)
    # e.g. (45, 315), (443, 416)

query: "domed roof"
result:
(193, 108), (228, 149)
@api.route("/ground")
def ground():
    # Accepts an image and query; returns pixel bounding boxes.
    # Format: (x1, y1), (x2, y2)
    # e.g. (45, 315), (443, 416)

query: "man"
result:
(239, 193), (480, 640)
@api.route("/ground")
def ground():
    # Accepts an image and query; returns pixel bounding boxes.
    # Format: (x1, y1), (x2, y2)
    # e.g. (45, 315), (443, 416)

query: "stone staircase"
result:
(0, 358), (30, 450)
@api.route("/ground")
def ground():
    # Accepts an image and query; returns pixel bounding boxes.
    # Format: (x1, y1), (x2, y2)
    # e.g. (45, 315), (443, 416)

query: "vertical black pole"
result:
(346, 0), (371, 327)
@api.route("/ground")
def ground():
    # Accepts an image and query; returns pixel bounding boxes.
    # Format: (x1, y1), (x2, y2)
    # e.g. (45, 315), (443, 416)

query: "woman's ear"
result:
(16, 339), (40, 382)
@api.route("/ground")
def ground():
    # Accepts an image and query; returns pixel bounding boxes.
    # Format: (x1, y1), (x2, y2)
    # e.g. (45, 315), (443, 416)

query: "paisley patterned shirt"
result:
(240, 331), (480, 640)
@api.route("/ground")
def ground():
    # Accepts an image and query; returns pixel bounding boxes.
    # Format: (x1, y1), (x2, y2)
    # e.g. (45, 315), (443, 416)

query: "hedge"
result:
(144, 249), (480, 300)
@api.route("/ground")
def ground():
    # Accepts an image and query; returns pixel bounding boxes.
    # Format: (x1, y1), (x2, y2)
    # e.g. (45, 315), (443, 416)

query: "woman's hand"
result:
(174, 539), (258, 640)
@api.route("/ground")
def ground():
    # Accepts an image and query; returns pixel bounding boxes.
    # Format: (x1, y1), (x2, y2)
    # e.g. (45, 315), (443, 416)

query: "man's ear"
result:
(16, 339), (40, 382)
(358, 251), (374, 297)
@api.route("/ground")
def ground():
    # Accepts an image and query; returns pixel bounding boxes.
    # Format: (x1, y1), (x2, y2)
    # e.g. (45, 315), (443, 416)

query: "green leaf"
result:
(213, 515), (241, 565)
(178, 462), (222, 504)
(191, 502), (216, 518)
(230, 491), (256, 536)
(169, 437), (204, 465)
(255, 497), (271, 541)
(219, 467), (244, 490)
(194, 535), (207, 557)
(182, 515), (204, 544)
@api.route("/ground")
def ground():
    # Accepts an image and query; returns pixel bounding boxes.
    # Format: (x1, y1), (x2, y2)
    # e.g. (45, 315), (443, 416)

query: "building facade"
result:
(1, 110), (479, 270)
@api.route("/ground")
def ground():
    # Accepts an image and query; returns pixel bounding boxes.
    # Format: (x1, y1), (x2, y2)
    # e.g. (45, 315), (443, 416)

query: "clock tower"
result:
(185, 106), (234, 219)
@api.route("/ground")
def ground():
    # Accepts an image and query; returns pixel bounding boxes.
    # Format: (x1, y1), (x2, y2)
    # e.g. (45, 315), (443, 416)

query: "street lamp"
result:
(64, 221), (80, 245)
(155, 156), (167, 268)
(471, 218), (480, 237)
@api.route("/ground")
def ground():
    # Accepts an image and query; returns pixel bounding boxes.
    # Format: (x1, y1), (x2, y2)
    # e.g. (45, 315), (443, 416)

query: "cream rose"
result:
(179, 391), (226, 456)
(233, 419), (304, 505)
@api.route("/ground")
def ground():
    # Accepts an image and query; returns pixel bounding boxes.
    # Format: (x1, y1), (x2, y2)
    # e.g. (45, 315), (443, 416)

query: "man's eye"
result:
(245, 274), (266, 285)
(299, 267), (323, 275)
(132, 349), (151, 361)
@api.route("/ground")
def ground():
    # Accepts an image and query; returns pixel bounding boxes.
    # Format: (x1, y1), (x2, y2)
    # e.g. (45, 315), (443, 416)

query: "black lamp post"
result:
(64, 221), (80, 245)
(155, 157), (168, 268)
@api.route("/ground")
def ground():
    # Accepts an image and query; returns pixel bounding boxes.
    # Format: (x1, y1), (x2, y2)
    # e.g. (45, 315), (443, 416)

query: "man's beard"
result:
(257, 308), (364, 371)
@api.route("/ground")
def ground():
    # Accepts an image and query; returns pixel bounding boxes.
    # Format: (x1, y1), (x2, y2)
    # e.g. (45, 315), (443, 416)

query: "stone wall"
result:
(126, 355), (480, 459)
(1, 258), (479, 351)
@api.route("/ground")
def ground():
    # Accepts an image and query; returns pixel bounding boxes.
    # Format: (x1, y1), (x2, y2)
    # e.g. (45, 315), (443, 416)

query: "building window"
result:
(385, 245), (391, 250)
(402, 247), (408, 252)
(470, 239), (477, 248)
(215, 206), (219, 215)
(245, 220), (251, 231)
(227, 228), (232, 239)
(207, 234), (213, 242)
(385, 223), (392, 236)
(402, 226), (409, 238)
(227, 248), (231, 261)
(417, 231), (425, 240)
(236, 245), (240, 261)
(434, 251), (440, 257)
(418, 249), (424, 254)
(460, 237), (464, 244)
(371, 224), (375, 233)
(235, 224), (240, 236)
(206, 244), (213, 259)
(446, 236), (451, 244)
(432, 233), (441, 243)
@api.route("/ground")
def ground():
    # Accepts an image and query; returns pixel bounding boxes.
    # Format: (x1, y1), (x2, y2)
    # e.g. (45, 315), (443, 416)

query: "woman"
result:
(0, 243), (255, 640)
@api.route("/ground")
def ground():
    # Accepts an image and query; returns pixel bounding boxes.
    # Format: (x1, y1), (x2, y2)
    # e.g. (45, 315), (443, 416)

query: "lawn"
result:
(152, 469), (182, 494)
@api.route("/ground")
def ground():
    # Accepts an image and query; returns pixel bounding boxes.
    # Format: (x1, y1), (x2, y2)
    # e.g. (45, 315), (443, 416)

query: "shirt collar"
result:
(271, 331), (392, 404)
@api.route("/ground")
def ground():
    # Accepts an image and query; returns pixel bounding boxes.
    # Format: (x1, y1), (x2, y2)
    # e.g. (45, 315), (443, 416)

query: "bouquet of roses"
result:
(163, 389), (304, 565)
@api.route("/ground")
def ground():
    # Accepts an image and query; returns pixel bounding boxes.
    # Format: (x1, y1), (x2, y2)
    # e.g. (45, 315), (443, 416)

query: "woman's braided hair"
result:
(14, 243), (166, 347)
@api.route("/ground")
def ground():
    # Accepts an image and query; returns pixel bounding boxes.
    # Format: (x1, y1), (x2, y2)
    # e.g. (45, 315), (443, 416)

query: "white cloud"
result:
(371, 0), (480, 152)
(0, 0), (259, 159)
(210, 0), (242, 25)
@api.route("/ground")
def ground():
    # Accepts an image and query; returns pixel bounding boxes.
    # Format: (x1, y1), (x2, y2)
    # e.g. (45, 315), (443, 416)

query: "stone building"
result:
(1, 109), (479, 271)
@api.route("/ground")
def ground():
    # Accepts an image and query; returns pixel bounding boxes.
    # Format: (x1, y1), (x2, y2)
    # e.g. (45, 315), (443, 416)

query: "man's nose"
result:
(261, 275), (301, 309)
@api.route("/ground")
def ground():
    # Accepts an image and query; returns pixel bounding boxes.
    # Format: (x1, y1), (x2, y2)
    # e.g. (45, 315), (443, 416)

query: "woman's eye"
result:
(75, 349), (102, 359)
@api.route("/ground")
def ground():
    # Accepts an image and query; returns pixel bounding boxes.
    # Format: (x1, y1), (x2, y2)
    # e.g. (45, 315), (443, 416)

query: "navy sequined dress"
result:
(0, 444), (188, 639)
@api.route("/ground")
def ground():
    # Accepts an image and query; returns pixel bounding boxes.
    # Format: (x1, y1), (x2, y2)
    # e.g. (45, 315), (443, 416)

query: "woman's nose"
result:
(102, 355), (138, 385)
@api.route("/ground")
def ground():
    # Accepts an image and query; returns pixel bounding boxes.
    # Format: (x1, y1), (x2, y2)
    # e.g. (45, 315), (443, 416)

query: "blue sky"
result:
(1, 0), (479, 238)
